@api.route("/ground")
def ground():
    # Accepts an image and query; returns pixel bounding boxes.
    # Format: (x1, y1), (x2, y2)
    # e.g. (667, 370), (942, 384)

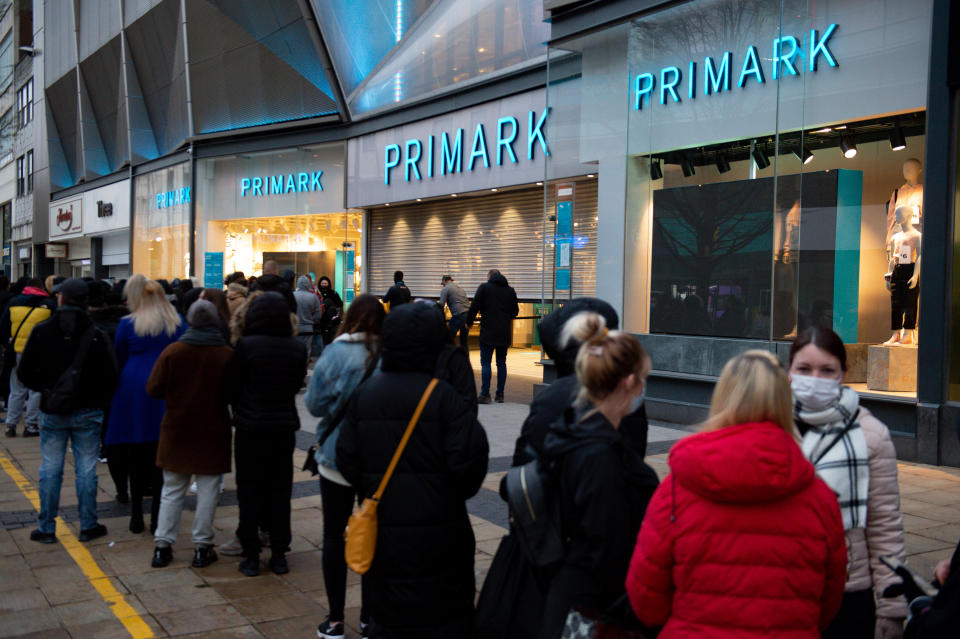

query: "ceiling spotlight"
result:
(451, 193), (457, 197)
(840, 135), (858, 159)
(814, 127), (833, 134)
(680, 154), (696, 177)
(889, 125), (906, 151)
(491, 188), (498, 191)
(793, 147), (814, 165)
(587, 174), (595, 178)
(650, 159), (662, 180)
(752, 146), (770, 170)
(715, 153), (731, 174)
(536, 181), (543, 186)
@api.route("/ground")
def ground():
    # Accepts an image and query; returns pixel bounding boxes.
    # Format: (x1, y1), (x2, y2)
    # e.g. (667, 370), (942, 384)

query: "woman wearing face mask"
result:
(538, 312), (660, 639)
(789, 327), (907, 639)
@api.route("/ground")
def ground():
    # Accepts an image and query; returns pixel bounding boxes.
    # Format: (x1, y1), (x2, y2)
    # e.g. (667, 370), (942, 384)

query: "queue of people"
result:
(0, 262), (956, 638)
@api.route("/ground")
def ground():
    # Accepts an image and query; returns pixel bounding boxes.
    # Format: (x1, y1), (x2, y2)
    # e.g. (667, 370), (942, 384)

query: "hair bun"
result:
(560, 311), (608, 350)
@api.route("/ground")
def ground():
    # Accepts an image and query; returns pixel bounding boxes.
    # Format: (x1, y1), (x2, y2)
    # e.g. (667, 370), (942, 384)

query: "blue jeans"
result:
(479, 342), (508, 397)
(6, 352), (41, 427)
(448, 313), (469, 349)
(37, 409), (104, 533)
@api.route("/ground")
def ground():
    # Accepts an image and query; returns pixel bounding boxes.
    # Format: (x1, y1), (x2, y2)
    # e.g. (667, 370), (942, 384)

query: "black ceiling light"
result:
(650, 158), (662, 180)
(680, 154), (696, 177)
(793, 146), (814, 165)
(840, 134), (858, 159)
(889, 125), (906, 151)
(752, 145), (770, 170)
(716, 152), (731, 173)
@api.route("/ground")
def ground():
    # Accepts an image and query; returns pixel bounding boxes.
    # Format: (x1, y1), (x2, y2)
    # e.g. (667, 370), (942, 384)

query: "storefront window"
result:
(132, 162), (192, 280)
(195, 143), (359, 299)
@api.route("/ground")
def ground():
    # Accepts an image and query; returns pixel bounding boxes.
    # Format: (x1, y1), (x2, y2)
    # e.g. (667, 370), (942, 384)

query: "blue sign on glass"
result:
(203, 252), (224, 289)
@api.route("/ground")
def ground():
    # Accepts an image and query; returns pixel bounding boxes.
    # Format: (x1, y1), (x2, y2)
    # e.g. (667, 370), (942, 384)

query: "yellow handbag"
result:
(345, 378), (439, 574)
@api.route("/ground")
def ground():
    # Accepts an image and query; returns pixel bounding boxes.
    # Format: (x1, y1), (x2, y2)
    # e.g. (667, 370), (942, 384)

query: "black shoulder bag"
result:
(41, 326), (99, 415)
(2, 307), (37, 370)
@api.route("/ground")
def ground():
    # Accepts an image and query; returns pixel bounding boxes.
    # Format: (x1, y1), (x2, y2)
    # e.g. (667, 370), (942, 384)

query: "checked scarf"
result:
(796, 386), (869, 531)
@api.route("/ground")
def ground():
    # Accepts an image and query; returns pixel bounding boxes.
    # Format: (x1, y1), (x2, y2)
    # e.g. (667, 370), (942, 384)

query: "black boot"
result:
(151, 546), (173, 568)
(192, 545), (218, 568)
(238, 555), (259, 577)
(268, 553), (289, 575)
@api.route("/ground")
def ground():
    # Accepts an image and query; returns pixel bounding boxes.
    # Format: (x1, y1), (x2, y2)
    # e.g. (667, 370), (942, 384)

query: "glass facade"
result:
(550, 0), (932, 397)
(132, 162), (192, 280)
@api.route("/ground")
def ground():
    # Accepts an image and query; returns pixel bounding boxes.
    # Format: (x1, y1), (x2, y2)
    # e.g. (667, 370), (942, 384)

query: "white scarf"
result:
(796, 386), (869, 531)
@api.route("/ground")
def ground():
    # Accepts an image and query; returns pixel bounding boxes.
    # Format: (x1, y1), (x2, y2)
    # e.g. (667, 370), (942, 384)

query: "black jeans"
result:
(448, 313), (469, 349)
(320, 476), (368, 622)
(235, 429), (294, 557)
(822, 589), (875, 639)
(119, 441), (161, 529)
(890, 263), (919, 330)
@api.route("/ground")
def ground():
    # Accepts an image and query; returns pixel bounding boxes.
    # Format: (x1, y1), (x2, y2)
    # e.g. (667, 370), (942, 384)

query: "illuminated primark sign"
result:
(632, 23), (839, 110)
(240, 171), (324, 197)
(383, 109), (550, 185)
(154, 187), (191, 209)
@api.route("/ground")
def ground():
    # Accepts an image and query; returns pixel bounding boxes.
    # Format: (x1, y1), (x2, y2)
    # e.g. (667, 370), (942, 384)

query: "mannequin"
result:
(883, 206), (921, 346)
(885, 158), (923, 246)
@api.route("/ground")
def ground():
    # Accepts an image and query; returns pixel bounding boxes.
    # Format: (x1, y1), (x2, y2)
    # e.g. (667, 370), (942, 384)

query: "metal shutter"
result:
(367, 180), (597, 301)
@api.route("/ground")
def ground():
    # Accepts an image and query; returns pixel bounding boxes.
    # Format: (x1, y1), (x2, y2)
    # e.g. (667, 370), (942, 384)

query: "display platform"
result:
(867, 344), (918, 392)
(844, 343), (870, 384)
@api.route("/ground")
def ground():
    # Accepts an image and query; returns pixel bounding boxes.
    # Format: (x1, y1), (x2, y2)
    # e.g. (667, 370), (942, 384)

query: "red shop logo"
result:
(57, 205), (74, 231)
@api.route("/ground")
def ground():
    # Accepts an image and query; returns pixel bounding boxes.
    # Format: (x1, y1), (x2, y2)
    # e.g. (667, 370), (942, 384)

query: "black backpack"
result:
(41, 326), (98, 415)
(504, 445), (565, 568)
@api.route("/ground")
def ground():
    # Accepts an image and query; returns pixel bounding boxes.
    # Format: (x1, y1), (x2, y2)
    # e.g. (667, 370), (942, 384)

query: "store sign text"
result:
(383, 108), (550, 185)
(155, 187), (191, 209)
(632, 23), (839, 110)
(240, 171), (323, 197)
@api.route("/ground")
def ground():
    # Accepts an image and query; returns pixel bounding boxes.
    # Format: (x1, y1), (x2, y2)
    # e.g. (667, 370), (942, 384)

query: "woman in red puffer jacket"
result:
(626, 350), (848, 638)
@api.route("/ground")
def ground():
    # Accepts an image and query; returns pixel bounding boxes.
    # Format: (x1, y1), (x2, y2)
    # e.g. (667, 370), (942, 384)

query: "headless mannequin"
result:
(883, 206), (921, 346)
(885, 159), (923, 246)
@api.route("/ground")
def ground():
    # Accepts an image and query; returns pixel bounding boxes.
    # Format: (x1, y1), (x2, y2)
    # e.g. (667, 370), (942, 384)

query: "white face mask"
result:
(791, 374), (842, 411)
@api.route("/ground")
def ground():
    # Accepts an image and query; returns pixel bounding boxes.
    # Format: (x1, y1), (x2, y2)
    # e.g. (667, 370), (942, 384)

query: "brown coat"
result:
(146, 341), (233, 475)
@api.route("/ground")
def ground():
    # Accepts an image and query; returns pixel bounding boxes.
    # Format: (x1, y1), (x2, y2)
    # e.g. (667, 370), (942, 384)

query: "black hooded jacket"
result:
(511, 298), (649, 465)
(226, 292), (306, 432)
(336, 303), (489, 633)
(539, 410), (660, 639)
(250, 273), (296, 312)
(467, 272), (519, 347)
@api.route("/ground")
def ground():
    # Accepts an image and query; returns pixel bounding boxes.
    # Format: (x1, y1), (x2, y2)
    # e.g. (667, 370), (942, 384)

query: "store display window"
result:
(132, 162), (192, 280)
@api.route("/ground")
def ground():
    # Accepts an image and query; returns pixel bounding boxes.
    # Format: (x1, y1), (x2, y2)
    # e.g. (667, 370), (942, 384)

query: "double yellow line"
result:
(0, 451), (154, 638)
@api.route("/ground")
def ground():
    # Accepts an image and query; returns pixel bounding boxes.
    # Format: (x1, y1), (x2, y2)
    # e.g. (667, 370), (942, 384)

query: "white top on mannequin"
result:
(889, 206), (921, 289)
(885, 159), (923, 246)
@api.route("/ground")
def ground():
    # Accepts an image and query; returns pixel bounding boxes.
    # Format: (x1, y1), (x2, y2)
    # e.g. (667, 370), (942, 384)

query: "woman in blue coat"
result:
(105, 275), (185, 533)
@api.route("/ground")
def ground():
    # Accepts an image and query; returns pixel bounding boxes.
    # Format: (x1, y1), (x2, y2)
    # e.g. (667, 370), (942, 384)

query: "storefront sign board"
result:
(204, 252), (225, 289)
(48, 197), (83, 239)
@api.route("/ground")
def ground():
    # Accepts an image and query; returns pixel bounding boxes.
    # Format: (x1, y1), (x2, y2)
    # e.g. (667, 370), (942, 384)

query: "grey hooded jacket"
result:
(293, 276), (322, 334)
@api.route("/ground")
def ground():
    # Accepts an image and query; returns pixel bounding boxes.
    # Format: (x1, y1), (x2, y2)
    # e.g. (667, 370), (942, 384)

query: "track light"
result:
(889, 126), (906, 151)
(716, 153), (731, 173)
(650, 159), (662, 180)
(840, 135), (858, 159)
(680, 154), (695, 177)
(793, 147), (814, 165)
(752, 146), (770, 170)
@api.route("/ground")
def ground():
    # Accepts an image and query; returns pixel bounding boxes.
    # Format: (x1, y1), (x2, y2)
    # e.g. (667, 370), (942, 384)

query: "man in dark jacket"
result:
(226, 292), (307, 576)
(18, 278), (118, 544)
(2, 278), (57, 436)
(383, 270), (412, 309)
(337, 303), (489, 638)
(467, 269), (519, 403)
(250, 260), (296, 312)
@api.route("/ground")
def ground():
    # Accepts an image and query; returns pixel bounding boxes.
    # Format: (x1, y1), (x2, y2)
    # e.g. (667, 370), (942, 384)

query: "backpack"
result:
(504, 445), (565, 568)
(40, 326), (98, 415)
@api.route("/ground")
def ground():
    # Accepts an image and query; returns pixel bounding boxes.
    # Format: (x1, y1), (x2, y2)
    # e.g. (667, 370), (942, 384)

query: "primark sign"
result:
(632, 24), (839, 110)
(346, 87), (592, 208)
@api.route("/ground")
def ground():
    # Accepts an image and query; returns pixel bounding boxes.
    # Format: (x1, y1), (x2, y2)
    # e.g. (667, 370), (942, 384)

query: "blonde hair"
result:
(561, 312), (651, 406)
(702, 350), (796, 438)
(123, 274), (149, 312)
(130, 280), (181, 337)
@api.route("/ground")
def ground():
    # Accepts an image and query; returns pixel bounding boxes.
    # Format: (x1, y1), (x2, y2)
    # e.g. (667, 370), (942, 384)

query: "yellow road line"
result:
(0, 450), (154, 638)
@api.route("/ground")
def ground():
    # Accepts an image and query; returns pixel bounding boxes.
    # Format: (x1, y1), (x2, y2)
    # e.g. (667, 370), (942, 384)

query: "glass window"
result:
(25, 150), (32, 193)
(132, 162), (192, 280)
(15, 154), (23, 196)
(0, 33), (11, 92)
(17, 79), (32, 127)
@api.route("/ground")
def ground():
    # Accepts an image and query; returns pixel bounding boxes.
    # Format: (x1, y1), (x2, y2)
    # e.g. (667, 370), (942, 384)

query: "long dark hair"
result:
(336, 293), (386, 364)
(789, 326), (847, 371)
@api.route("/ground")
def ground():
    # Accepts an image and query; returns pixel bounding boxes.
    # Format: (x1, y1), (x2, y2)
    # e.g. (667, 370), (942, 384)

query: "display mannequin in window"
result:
(885, 159), (923, 246)
(883, 206), (921, 346)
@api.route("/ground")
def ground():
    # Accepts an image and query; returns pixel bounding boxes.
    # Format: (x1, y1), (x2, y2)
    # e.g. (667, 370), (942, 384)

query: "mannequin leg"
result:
(885, 267), (907, 346)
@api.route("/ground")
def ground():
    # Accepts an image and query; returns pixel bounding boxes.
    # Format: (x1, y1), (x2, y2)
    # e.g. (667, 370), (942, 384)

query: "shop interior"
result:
(627, 110), (926, 398)
(204, 212), (363, 300)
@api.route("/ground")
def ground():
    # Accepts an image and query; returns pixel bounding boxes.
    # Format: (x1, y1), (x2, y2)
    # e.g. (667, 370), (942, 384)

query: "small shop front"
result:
(547, 0), (945, 459)
(48, 178), (131, 279)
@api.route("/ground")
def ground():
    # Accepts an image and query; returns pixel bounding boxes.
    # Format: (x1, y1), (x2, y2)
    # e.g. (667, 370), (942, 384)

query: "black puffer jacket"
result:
(18, 308), (119, 412)
(226, 292), (306, 432)
(337, 303), (489, 634)
(467, 272), (519, 346)
(251, 273), (296, 312)
(539, 410), (660, 639)
(512, 298), (649, 465)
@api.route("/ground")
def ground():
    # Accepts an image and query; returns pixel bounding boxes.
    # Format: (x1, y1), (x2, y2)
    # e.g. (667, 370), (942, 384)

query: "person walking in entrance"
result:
(383, 271), (411, 311)
(439, 275), (470, 349)
(467, 269), (518, 403)
(293, 275), (322, 360)
(17, 278), (118, 544)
